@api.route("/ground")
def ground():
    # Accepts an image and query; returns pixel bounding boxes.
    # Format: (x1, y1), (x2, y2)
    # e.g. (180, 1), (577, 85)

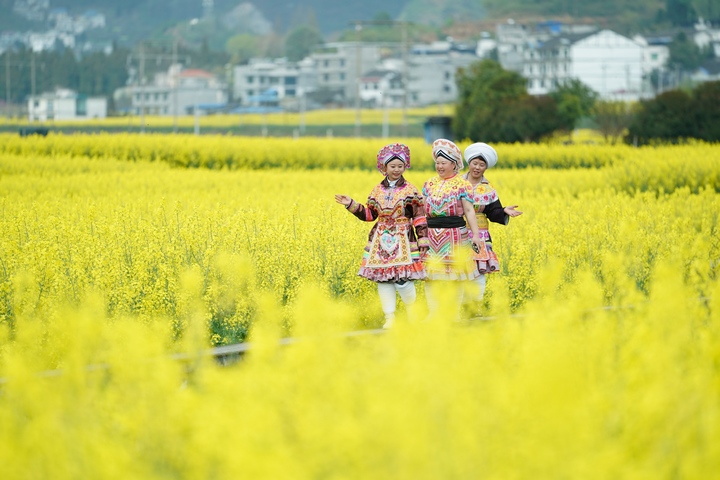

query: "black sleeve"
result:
(484, 199), (509, 225)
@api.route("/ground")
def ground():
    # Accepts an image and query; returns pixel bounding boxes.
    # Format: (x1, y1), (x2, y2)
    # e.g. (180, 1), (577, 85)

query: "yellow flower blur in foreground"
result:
(0, 138), (718, 477)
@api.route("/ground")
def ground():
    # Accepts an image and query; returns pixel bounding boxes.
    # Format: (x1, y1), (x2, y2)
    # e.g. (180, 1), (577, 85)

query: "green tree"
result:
(626, 90), (695, 144)
(453, 59), (528, 142)
(500, 95), (564, 142)
(225, 34), (260, 64)
(549, 79), (598, 132)
(284, 26), (323, 62)
(592, 100), (633, 144)
(661, 0), (698, 26)
(692, 80), (720, 142)
(668, 32), (704, 71)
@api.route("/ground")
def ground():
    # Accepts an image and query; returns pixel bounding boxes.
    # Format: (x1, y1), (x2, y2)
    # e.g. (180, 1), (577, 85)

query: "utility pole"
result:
(349, 19), (413, 138)
(3, 52), (43, 118)
(139, 44), (146, 133)
(172, 39), (179, 134)
(4, 53), (9, 117)
(355, 39), (362, 137)
(30, 52), (36, 100)
(401, 21), (408, 138)
(127, 43), (190, 134)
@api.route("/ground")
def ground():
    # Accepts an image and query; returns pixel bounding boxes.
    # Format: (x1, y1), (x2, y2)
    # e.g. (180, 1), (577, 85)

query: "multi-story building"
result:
(407, 41), (478, 106)
(129, 65), (227, 116)
(232, 58), (316, 105)
(522, 29), (644, 100)
(28, 88), (107, 121)
(309, 42), (384, 103)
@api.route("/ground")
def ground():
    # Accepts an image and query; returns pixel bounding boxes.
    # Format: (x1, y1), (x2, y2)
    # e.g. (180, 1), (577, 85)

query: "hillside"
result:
(3, 0), (717, 47)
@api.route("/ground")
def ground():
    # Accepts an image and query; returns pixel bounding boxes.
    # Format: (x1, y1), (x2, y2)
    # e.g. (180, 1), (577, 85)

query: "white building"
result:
(232, 58), (316, 105)
(308, 42), (384, 103)
(27, 31), (75, 51)
(129, 65), (227, 116)
(13, 0), (49, 22)
(407, 42), (478, 106)
(28, 88), (107, 121)
(633, 34), (671, 75)
(476, 32), (497, 58)
(360, 69), (403, 107)
(523, 30), (645, 101)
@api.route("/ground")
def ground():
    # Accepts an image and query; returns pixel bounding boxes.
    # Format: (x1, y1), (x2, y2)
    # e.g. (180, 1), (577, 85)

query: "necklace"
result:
(430, 175), (455, 202)
(382, 182), (397, 207)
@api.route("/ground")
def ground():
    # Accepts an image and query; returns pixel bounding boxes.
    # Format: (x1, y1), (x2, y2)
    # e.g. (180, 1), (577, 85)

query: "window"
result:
(247, 76), (254, 83)
(340, 59), (345, 67)
(286, 88), (296, 96)
(443, 85), (450, 93)
(340, 73), (345, 80)
(651, 53), (658, 61)
(284, 77), (297, 85)
(324, 60), (329, 67)
(323, 74), (329, 81)
(444, 71), (451, 80)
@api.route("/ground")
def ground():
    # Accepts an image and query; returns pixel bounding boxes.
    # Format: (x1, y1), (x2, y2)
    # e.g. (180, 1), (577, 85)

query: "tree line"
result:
(0, 47), (129, 108)
(453, 59), (720, 145)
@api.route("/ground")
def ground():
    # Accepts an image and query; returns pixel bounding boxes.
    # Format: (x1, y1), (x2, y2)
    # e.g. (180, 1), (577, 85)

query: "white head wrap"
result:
(464, 142), (498, 169)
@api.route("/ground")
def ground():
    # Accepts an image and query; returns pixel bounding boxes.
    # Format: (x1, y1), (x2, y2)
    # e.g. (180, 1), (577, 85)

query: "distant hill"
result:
(3, 0), (716, 47)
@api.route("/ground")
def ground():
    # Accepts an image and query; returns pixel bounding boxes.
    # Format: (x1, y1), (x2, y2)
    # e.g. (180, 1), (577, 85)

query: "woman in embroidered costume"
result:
(335, 143), (428, 329)
(422, 139), (484, 317)
(463, 142), (522, 307)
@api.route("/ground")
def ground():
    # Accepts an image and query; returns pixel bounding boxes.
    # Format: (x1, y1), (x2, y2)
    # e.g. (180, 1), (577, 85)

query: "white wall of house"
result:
(86, 97), (107, 118)
(232, 59), (311, 104)
(523, 30), (644, 100)
(130, 86), (227, 115)
(571, 30), (644, 101)
(28, 91), (107, 121)
(407, 53), (474, 106)
(310, 43), (382, 102)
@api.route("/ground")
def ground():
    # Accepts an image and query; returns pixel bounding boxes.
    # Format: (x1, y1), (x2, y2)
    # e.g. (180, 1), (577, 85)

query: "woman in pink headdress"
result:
(335, 143), (428, 328)
(422, 139), (483, 317)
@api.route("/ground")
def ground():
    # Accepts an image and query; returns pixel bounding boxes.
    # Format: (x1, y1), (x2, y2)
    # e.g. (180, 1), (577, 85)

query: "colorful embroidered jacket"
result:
(345, 176), (428, 282)
(422, 173), (479, 280)
(465, 175), (509, 274)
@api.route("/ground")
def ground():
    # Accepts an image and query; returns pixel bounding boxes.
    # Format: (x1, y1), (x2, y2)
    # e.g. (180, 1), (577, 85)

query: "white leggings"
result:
(424, 275), (486, 319)
(377, 282), (416, 321)
(473, 274), (487, 302)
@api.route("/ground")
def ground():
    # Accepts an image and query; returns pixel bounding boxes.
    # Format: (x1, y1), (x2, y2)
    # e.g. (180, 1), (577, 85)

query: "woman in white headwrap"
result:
(335, 143), (428, 328)
(463, 142), (522, 309)
(421, 139), (483, 317)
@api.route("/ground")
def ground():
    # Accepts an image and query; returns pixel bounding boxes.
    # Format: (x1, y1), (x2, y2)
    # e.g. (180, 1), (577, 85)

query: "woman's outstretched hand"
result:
(334, 194), (352, 206)
(504, 205), (523, 217)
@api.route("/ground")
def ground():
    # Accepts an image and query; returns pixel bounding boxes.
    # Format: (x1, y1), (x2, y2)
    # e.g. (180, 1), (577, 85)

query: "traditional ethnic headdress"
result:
(377, 143), (411, 172)
(464, 142), (498, 169)
(432, 138), (463, 170)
